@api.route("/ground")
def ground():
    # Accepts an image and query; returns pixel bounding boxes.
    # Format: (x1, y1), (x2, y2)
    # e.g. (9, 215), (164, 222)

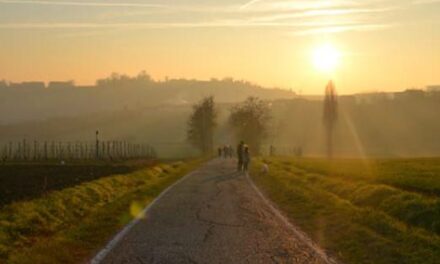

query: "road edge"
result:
(90, 165), (201, 264)
(245, 172), (339, 264)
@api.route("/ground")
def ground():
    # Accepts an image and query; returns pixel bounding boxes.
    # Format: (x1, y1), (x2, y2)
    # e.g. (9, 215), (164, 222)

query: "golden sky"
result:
(0, 0), (439, 94)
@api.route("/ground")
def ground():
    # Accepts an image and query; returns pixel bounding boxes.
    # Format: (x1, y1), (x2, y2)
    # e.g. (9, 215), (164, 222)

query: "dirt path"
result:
(93, 159), (336, 264)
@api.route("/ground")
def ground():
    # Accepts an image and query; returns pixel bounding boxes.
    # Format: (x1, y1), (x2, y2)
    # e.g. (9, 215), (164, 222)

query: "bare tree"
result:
(229, 97), (271, 154)
(323, 80), (338, 158)
(187, 96), (217, 155)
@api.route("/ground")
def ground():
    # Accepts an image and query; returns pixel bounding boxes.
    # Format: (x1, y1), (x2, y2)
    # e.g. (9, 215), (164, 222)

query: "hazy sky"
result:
(0, 0), (439, 94)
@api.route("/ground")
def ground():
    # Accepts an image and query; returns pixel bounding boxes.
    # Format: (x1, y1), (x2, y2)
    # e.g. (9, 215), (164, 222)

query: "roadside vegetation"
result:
(250, 157), (440, 264)
(0, 159), (203, 263)
(0, 162), (152, 207)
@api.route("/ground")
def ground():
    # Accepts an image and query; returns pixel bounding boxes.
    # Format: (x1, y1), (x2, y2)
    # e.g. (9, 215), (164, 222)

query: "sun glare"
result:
(312, 44), (341, 72)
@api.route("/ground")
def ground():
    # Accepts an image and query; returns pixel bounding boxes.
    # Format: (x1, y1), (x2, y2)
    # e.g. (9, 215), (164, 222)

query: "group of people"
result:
(217, 141), (251, 172)
(217, 145), (234, 159)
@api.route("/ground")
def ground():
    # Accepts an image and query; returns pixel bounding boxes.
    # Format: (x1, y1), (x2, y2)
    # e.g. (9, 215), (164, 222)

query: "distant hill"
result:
(0, 73), (295, 123)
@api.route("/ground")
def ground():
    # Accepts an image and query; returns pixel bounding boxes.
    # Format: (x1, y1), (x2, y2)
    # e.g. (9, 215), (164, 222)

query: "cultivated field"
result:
(250, 157), (440, 264)
(0, 162), (150, 207)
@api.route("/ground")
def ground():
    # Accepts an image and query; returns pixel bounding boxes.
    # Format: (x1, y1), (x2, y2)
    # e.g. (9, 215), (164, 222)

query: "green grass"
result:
(0, 159), (203, 264)
(289, 158), (440, 195)
(250, 157), (440, 264)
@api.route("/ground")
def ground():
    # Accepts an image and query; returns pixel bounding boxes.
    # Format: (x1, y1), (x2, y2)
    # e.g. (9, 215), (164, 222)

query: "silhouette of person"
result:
(237, 141), (244, 171)
(243, 145), (251, 172)
(218, 147), (222, 158)
(270, 145), (275, 156)
(223, 145), (228, 159)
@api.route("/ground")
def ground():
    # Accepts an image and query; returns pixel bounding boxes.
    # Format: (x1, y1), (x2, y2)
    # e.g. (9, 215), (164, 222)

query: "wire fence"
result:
(0, 139), (155, 162)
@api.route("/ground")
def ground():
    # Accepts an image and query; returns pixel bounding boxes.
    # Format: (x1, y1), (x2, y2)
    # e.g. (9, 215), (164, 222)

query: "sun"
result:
(312, 44), (341, 72)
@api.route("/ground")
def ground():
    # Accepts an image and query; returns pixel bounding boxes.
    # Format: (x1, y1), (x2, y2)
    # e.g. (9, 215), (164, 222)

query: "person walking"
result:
(237, 141), (244, 171)
(223, 145), (228, 159)
(243, 145), (251, 172)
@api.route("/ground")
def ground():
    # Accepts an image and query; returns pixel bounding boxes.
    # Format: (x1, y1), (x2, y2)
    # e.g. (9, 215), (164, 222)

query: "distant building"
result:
(426, 85), (440, 92)
(9, 82), (45, 89)
(354, 92), (390, 105)
(340, 95), (356, 105)
(385, 93), (395, 100)
(394, 89), (425, 101)
(48, 81), (75, 89)
(426, 85), (440, 98)
(0, 80), (7, 89)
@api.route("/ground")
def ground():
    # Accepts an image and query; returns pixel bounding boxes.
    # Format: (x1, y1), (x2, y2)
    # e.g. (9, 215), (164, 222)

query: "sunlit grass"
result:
(250, 157), (440, 264)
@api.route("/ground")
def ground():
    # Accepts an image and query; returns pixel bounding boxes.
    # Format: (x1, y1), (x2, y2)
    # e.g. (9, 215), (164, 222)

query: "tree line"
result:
(186, 80), (338, 158)
(187, 96), (272, 156)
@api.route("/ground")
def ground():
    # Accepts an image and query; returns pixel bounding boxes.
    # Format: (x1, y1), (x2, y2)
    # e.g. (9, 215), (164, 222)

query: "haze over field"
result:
(0, 74), (439, 158)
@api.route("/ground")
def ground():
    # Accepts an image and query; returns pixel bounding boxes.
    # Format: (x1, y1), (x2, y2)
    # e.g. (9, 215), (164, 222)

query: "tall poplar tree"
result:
(323, 80), (338, 158)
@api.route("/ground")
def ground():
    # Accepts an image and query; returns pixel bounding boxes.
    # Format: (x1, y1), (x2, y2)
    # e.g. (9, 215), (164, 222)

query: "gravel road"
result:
(96, 159), (336, 264)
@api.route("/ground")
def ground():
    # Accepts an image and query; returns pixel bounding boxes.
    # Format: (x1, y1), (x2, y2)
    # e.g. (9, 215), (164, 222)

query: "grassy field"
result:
(0, 159), (203, 263)
(250, 157), (440, 264)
